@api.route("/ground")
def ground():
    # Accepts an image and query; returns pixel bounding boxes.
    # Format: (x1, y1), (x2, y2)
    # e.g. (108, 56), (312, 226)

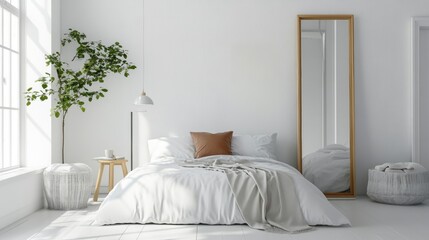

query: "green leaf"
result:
(26, 29), (137, 117)
(80, 107), (86, 112)
(26, 102), (31, 106)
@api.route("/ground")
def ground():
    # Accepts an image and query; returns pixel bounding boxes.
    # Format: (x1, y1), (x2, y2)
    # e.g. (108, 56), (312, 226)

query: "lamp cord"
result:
(142, 0), (145, 91)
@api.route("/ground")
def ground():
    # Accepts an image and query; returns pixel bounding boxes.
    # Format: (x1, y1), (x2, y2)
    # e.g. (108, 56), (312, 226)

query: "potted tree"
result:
(25, 29), (136, 209)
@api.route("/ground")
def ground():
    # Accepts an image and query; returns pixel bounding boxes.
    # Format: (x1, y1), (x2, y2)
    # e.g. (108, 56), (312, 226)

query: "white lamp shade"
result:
(134, 92), (154, 105)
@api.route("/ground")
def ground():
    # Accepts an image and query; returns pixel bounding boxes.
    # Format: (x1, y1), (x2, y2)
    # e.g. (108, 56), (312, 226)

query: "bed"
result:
(302, 144), (350, 193)
(94, 134), (350, 231)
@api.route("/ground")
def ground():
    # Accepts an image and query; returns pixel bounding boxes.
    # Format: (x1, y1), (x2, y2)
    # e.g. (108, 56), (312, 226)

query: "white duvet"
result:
(94, 155), (350, 226)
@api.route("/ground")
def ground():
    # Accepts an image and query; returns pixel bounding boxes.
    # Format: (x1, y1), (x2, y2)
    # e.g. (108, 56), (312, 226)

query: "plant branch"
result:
(25, 29), (136, 164)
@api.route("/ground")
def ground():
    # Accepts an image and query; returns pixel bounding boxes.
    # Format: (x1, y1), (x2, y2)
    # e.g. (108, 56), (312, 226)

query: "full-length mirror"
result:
(297, 15), (355, 198)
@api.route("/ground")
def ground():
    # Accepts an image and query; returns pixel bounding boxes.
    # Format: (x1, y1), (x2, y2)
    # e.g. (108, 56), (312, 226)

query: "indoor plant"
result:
(26, 29), (136, 163)
(25, 29), (136, 209)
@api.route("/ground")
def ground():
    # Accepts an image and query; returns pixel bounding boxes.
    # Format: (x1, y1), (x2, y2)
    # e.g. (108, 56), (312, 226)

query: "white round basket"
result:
(367, 169), (429, 205)
(43, 163), (92, 210)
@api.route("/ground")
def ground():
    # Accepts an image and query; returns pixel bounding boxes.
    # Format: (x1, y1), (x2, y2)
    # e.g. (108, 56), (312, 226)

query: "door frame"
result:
(411, 17), (429, 163)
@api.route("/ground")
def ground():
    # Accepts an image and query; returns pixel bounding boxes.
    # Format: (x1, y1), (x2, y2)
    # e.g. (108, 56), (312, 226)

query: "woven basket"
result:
(43, 163), (92, 210)
(367, 169), (429, 205)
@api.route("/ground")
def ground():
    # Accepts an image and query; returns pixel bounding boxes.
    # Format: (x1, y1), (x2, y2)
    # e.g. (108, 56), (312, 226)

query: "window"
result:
(0, 0), (20, 171)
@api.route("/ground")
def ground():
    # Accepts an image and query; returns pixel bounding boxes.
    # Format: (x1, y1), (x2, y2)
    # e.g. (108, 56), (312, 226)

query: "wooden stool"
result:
(93, 159), (128, 202)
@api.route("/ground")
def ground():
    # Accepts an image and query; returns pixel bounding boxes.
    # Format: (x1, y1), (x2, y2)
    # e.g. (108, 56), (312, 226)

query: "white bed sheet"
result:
(94, 156), (350, 227)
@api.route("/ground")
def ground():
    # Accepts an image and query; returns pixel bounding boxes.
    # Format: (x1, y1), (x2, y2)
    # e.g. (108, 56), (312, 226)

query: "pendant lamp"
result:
(134, 0), (153, 106)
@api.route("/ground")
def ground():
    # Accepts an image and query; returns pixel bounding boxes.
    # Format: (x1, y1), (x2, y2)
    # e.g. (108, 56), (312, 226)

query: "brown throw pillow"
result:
(190, 131), (233, 158)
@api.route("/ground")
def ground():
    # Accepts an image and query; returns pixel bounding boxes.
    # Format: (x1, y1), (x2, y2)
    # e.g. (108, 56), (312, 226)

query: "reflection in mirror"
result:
(298, 16), (355, 197)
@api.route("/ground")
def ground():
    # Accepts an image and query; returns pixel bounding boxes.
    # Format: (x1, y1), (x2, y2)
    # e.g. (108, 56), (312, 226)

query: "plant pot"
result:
(43, 163), (92, 210)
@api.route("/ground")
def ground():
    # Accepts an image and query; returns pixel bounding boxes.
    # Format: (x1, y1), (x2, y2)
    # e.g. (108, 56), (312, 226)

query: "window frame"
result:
(0, 0), (21, 173)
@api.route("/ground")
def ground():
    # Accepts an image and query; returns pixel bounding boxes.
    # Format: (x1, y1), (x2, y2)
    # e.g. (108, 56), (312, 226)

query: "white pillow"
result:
(148, 133), (278, 162)
(232, 133), (278, 159)
(148, 136), (195, 162)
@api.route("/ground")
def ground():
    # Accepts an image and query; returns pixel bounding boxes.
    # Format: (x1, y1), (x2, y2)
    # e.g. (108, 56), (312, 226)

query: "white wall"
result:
(61, 0), (143, 189)
(22, 0), (56, 168)
(334, 20), (350, 147)
(301, 34), (324, 156)
(60, 0), (429, 194)
(0, 170), (43, 230)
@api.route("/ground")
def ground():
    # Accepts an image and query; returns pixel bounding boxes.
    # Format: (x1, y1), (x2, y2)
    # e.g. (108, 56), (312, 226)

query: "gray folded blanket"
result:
(180, 158), (311, 233)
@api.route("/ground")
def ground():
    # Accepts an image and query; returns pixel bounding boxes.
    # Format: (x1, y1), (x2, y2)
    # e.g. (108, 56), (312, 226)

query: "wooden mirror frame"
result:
(297, 15), (355, 198)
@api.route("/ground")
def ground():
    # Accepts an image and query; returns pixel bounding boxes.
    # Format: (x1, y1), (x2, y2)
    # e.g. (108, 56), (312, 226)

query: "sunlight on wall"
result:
(22, 0), (56, 167)
(134, 111), (152, 166)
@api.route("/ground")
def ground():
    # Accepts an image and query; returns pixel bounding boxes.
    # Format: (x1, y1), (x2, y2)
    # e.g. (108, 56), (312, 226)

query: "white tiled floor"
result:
(1, 197), (428, 240)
